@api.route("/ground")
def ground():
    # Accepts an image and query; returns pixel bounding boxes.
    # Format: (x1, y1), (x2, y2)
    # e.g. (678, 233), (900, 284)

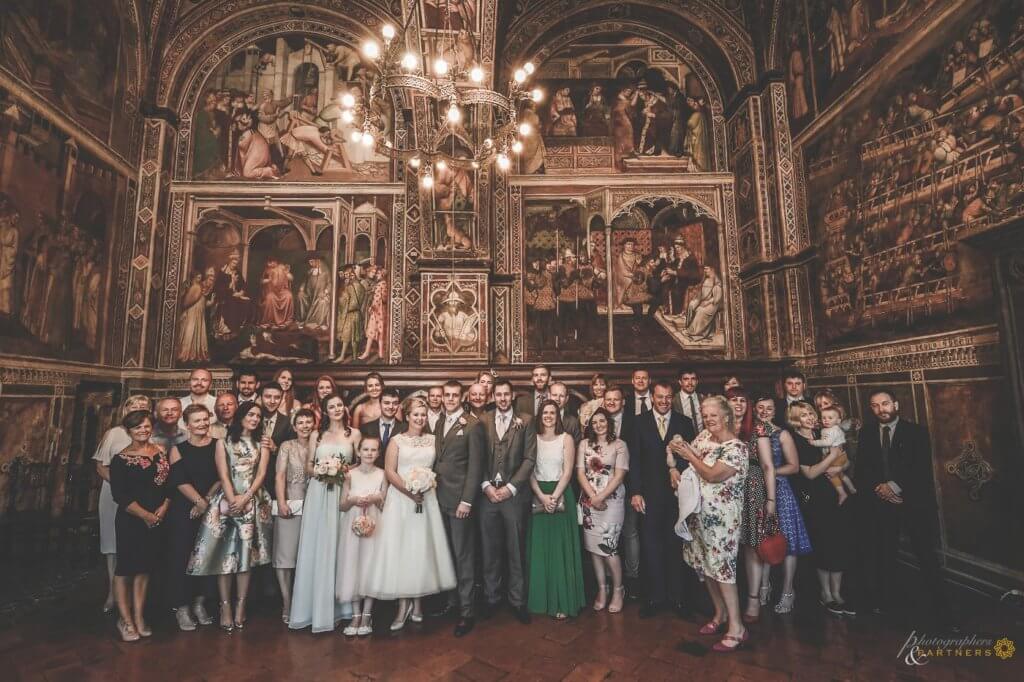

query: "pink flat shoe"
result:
(712, 629), (750, 652)
(698, 619), (727, 636)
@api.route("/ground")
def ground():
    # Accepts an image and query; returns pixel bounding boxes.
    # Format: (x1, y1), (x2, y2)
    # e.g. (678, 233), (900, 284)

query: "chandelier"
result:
(341, 0), (544, 187)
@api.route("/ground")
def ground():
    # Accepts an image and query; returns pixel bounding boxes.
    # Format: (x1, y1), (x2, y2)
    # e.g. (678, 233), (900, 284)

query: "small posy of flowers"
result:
(314, 454), (348, 490)
(511, 416), (524, 430)
(404, 466), (437, 513)
(352, 514), (377, 537)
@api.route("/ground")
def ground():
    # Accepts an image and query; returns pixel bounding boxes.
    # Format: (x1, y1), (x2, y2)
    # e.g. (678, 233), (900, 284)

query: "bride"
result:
(363, 397), (456, 630)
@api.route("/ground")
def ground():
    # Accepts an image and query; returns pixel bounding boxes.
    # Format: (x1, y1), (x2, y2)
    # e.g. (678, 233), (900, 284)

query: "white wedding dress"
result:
(363, 433), (456, 599)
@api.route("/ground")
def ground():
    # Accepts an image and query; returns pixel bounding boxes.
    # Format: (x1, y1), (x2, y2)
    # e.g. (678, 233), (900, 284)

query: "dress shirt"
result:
(880, 417), (902, 495)
(482, 409), (517, 496)
(634, 392), (651, 416)
(179, 393), (217, 428)
(428, 409), (443, 433)
(442, 408), (464, 437)
(678, 391), (702, 431)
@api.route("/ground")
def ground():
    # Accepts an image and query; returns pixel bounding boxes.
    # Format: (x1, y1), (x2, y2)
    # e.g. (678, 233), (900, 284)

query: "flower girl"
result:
(337, 437), (386, 636)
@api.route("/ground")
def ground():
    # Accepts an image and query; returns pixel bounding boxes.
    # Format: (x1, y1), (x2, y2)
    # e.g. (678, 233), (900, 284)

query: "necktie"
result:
(881, 425), (891, 479)
(498, 413), (507, 439)
(657, 414), (667, 440)
(689, 394), (700, 430)
(639, 396), (650, 415)
(445, 416), (455, 438)
(381, 422), (391, 451)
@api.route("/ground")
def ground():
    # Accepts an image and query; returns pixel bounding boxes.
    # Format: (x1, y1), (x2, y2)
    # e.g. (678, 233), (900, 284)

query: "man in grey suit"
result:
(548, 381), (582, 443)
(433, 380), (485, 637)
(479, 378), (537, 624)
(513, 364), (551, 419)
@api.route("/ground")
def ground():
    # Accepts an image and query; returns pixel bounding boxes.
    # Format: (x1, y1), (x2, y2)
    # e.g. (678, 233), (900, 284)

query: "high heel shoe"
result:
(357, 616), (373, 636)
(592, 585), (608, 611)
(343, 612), (362, 635)
(759, 581), (771, 606)
(219, 600), (234, 633)
(742, 594), (760, 624)
(774, 592), (795, 614)
(136, 620), (153, 638)
(390, 601), (413, 631)
(234, 598), (247, 629)
(410, 611), (424, 624)
(698, 619), (727, 635)
(117, 619), (140, 642)
(712, 629), (749, 652)
(607, 586), (625, 614)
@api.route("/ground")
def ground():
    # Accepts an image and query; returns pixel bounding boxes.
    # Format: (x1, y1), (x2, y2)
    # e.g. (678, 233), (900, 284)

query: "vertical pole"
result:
(605, 226), (615, 362)
(329, 196), (341, 359)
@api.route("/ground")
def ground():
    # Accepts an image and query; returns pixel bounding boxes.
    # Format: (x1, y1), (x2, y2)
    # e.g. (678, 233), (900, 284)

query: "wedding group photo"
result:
(1, 1), (1022, 680)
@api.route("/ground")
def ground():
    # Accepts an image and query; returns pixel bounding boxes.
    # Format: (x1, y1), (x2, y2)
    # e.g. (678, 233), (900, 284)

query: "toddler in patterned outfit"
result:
(808, 406), (856, 504)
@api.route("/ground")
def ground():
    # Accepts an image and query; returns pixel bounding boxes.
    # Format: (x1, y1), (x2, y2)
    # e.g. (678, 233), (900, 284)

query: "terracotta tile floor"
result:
(3, 573), (1021, 681)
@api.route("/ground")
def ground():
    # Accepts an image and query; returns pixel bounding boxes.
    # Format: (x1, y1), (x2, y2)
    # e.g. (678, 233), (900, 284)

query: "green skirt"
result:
(526, 481), (586, 617)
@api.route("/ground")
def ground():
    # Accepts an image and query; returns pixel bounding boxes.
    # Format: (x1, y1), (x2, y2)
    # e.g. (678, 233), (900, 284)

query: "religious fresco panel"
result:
(520, 33), (713, 175)
(804, 0), (1024, 348)
(0, 89), (119, 363)
(176, 198), (392, 366)
(421, 270), (488, 362)
(524, 197), (726, 363)
(189, 35), (391, 182)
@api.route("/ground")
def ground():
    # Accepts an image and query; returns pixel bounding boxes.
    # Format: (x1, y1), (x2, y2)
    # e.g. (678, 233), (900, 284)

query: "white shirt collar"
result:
(446, 408), (464, 421)
(881, 417), (899, 434)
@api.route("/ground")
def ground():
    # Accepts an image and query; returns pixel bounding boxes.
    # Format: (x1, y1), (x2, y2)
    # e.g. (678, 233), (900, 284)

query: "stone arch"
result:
(611, 193), (721, 224)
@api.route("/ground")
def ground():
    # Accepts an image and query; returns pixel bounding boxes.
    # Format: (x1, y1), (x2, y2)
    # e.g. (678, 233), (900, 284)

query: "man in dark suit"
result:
(855, 388), (951, 625)
(479, 379), (537, 624)
(514, 364), (551, 419)
(628, 380), (696, 617)
(359, 387), (406, 458)
(259, 381), (296, 496)
(433, 380), (485, 637)
(548, 381), (582, 443)
(623, 369), (653, 427)
(671, 366), (703, 432)
(773, 370), (809, 427)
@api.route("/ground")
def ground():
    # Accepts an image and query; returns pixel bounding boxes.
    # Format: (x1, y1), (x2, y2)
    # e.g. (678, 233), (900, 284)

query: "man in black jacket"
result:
(359, 388), (407, 457)
(773, 370), (809, 427)
(855, 388), (950, 625)
(627, 380), (696, 617)
(259, 382), (296, 496)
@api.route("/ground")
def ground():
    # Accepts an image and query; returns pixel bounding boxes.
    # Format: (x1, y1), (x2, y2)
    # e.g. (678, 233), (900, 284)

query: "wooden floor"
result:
(3, 570), (1020, 682)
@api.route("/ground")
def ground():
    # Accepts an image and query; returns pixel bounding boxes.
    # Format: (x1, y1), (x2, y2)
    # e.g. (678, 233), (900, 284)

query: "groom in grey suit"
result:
(433, 380), (485, 637)
(478, 378), (536, 624)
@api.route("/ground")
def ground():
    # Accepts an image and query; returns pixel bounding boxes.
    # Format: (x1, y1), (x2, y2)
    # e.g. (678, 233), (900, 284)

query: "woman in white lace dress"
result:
(363, 398), (456, 630)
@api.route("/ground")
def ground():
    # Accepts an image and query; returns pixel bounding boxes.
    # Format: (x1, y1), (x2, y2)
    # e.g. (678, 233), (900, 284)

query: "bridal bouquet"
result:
(351, 513), (376, 537)
(313, 454), (347, 491)
(404, 466), (437, 513)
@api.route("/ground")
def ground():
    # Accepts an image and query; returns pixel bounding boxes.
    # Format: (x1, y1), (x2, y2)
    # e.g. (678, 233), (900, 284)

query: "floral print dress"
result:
(187, 437), (273, 575)
(681, 432), (749, 584)
(577, 438), (630, 557)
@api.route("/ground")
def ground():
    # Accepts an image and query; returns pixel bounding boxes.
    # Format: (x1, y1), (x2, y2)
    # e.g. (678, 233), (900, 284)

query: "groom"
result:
(433, 380), (485, 637)
(479, 378), (536, 624)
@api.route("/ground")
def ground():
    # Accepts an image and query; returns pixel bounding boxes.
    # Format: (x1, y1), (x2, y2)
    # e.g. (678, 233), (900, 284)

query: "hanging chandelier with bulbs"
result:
(340, 1), (543, 187)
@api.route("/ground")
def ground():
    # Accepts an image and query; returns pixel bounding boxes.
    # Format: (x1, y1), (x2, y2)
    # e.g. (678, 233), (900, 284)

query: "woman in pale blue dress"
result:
(289, 394), (360, 633)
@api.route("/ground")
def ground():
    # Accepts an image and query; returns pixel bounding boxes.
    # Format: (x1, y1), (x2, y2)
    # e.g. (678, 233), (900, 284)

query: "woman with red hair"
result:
(304, 375), (338, 429)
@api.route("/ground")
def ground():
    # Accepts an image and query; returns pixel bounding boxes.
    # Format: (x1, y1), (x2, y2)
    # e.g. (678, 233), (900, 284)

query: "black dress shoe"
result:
(625, 578), (642, 601)
(479, 601), (498, 620)
(513, 606), (532, 624)
(639, 602), (663, 618)
(453, 617), (475, 637)
(825, 601), (844, 616)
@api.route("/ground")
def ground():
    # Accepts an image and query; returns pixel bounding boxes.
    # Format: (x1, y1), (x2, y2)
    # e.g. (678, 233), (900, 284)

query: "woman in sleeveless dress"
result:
(289, 394), (360, 633)
(273, 408), (314, 623)
(187, 401), (273, 632)
(364, 398), (456, 630)
(338, 437), (386, 636)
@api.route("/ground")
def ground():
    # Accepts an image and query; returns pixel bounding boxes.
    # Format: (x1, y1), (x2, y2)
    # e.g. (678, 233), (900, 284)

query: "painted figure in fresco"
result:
(666, 82), (688, 156)
(612, 237), (642, 312)
(524, 259), (557, 350)
(194, 92), (226, 178)
(824, 2), (848, 78)
(83, 248), (103, 351)
(580, 85), (610, 136)
(0, 203), (18, 316)
(424, 0), (476, 31)
(334, 266), (366, 363)
(177, 271), (210, 363)
(358, 266), (388, 362)
(519, 101), (546, 174)
(846, 0), (871, 53)
(435, 291), (479, 354)
(555, 250), (584, 347)
(297, 255), (331, 330)
(257, 90), (293, 168)
(661, 237), (702, 317)
(309, 41), (365, 82)
(38, 226), (73, 348)
(788, 35), (810, 120)
(213, 250), (251, 338)
(434, 162), (474, 250)
(232, 111), (280, 180)
(259, 258), (295, 328)
(611, 87), (639, 165)
(682, 266), (723, 341)
(684, 96), (711, 172)
(637, 89), (670, 156)
(549, 87), (577, 135)
(281, 121), (351, 176)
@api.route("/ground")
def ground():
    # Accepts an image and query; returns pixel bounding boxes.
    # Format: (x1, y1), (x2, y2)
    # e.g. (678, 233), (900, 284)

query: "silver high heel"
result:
(219, 600), (234, 633)
(390, 601), (413, 631)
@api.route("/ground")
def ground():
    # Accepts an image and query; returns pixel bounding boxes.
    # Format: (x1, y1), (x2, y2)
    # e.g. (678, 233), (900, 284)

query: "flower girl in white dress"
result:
(337, 437), (386, 636)
(364, 398), (456, 630)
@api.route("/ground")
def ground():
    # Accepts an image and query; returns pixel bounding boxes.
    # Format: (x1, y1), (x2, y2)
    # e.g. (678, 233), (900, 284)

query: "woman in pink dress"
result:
(358, 267), (388, 361)
(259, 260), (295, 328)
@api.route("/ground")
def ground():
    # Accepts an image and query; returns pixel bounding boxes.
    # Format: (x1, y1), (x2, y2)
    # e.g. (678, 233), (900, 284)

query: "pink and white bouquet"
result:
(351, 514), (376, 537)
(313, 454), (347, 490)
(404, 466), (437, 513)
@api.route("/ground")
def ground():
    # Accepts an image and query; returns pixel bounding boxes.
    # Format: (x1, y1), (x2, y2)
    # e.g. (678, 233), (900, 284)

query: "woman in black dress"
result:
(787, 401), (855, 616)
(109, 410), (171, 642)
(166, 403), (221, 631)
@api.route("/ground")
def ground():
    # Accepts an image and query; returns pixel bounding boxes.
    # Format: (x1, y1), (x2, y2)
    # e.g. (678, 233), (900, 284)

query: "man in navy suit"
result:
(855, 388), (951, 626)
(628, 380), (696, 617)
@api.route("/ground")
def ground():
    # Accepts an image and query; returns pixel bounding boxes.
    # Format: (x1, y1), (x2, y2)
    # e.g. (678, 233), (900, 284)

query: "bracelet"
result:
(766, 498), (775, 501)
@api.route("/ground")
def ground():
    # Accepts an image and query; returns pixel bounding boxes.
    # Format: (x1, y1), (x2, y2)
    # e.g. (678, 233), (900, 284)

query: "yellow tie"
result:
(657, 415), (667, 440)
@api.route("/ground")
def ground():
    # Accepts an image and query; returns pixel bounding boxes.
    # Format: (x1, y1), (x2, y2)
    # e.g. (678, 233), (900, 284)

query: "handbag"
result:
(271, 499), (304, 517)
(756, 512), (787, 566)
(532, 497), (566, 514)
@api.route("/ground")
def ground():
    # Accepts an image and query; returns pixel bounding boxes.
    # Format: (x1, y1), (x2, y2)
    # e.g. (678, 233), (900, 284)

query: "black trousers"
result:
(858, 498), (949, 621)
(640, 501), (684, 605)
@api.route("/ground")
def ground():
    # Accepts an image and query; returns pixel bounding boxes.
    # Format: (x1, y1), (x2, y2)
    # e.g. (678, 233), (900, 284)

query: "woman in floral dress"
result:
(576, 407), (630, 614)
(675, 396), (749, 652)
(187, 401), (273, 632)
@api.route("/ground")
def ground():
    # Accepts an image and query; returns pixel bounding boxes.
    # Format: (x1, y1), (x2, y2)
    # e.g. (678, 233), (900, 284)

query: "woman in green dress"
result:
(527, 400), (585, 619)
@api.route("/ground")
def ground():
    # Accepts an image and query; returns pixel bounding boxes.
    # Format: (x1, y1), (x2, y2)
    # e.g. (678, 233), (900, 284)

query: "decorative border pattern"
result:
(748, 95), (776, 261)
(157, 194), (187, 368)
(768, 82), (805, 255)
(492, 285), (509, 361)
(109, 179), (139, 366)
(420, 271), (489, 362)
(501, 181), (517, 275)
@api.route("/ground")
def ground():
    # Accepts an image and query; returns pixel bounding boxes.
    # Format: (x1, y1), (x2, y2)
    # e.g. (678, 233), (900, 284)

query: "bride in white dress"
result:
(364, 398), (456, 630)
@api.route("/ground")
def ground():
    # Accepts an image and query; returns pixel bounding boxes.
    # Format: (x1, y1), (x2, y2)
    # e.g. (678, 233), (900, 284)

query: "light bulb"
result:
(361, 131), (374, 147)
(512, 140), (524, 154)
(383, 138), (393, 148)
(518, 121), (533, 136)
(524, 62), (535, 75)
(513, 68), (527, 84)
(350, 130), (362, 143)
(531, 88), (544, 102)
(433, 58), (449, 76)
(483, 138), (493, 148)
(382, 24), (396, 41)
(470, 66), (484, 83)
(409, 156), (421, 169)
(470, 161), (480, 169)
(362, 41), (380, 60)
(421, 174), (434, 189)
(341, 93), (356, 108)
(446, 103), (462, 124)
(401, 52), (418, 70)
(497, 153), (510, 170)
(341, 110), (354, 124)
(435, 159), (447, 171)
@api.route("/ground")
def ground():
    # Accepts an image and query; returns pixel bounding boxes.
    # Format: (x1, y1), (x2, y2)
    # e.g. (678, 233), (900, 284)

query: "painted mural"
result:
(0, 0), (132, 152)
(805, 0), (1024, 347)
(190, 35), (391, 182)
(0, 90), (117, 362)
(524, 198), (725, 362)
(177, 199), (391, 366)
(523, 34), (713, 175)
